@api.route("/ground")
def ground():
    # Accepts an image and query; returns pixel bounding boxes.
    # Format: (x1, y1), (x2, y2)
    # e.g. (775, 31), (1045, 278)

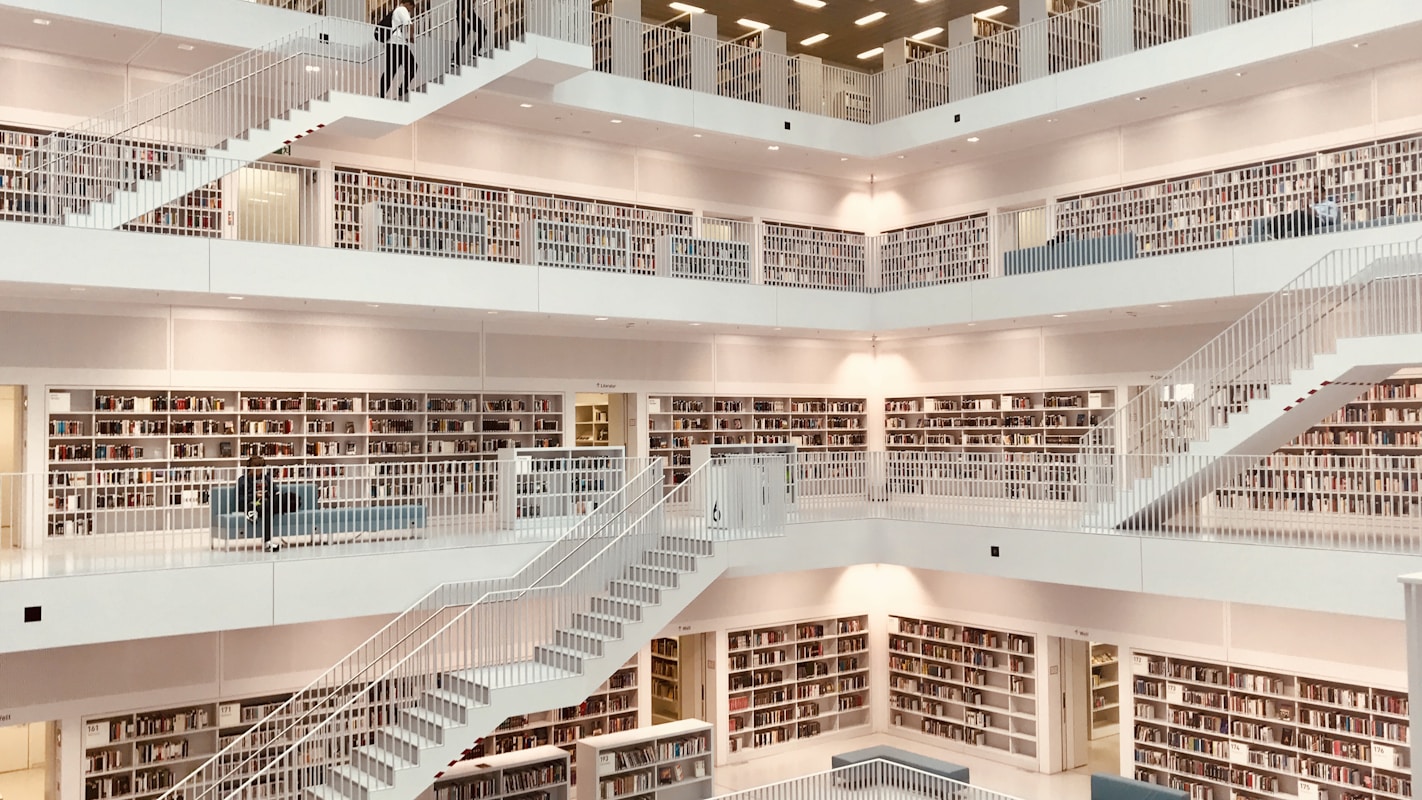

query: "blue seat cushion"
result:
(1092, 773), (1188, 800)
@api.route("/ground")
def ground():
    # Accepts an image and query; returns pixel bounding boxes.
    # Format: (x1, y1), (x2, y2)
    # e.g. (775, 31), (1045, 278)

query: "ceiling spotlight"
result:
(793, 0), (826, 7)
(595, 317), (609, 321)
(976, 4), (1008, 17)
(737, 18), (770, 30)
(32, 18), (50, 25)
(855, 11), (887, 25)
(305, 65), (321, 73)
(1135, 96), (1147, 101)
(519, 103), (533, 108)
(800, 33), (829, 46)
(610, 118), (623, 123)
(857, 47), (885, 60)
(966, 136), (980, 142)
(767, 145), (780, 150)
(69, 287), (87, 292)
(367, 303), (381, 308)
(896, 155), (905, 159)
(839, 157), (849, 161)
(1352, 41), (1366, 48)
(911, 27), (944, 40)
(177, 43), (195, 51)
(668, 2), (704, 12)
(487, 310), (499, 314)
(1052, 313), (1068, 318)
(1234, 71), (1245, 77)
(1158, 304), (1173, 308)
(1047, 118), (1057, 123)
(693, 133), (703, 137)
(228, 296), (245, 301)
(690, 322), (702, 326)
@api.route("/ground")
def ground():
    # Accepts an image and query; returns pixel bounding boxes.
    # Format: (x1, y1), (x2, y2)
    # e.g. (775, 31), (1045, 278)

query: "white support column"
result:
(1018, 0), (1052, 81)
(610, 0), (642, 79)
(1403, 575), (1422, 800)
(792, 54), (824, 114)
(946, 16), (977, 101)
(327, 0), (365, 21)
(688, 12), (718, 94)
(1190, 0), (1230, 34)
(1099, 0), (1136, 60)
(760, 29), (790, 108)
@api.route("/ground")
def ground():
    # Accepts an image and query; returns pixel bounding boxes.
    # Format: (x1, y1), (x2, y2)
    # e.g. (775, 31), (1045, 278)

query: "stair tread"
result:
(577, 610), (636, 624)
(611, 578), (665, 590)
(379, 723), (438, 751)
(401, 705), (458, 728)
(304, 785), (354, 800)
(563, 626), (618, 641)
(355, 742), (416, 771)
(451, 660), (579, 688)
(426, 686), (486, 707)
(538, 642), (597, 658)
(330, 763), (391, 790)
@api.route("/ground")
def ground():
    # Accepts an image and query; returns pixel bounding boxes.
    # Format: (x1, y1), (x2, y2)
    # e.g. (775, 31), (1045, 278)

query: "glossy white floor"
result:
(713, 732), (1121, 800)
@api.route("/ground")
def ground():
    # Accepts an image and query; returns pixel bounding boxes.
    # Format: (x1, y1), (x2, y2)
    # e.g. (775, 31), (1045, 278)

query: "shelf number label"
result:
(1228, 742), (1249, 764)
(1165, 683), (1183, 703)
(1299, 781), (1320, 800)
(84, 721), (110, 746)
(1132, 654), (1148, 670)
(1372, 743), (1397, 769)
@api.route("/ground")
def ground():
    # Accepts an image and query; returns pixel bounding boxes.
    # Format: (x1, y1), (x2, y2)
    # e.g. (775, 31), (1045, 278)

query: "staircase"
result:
(159, 455), (787, 800)
(25, 0), (588, 231)
(1082, 242), (1422, 530)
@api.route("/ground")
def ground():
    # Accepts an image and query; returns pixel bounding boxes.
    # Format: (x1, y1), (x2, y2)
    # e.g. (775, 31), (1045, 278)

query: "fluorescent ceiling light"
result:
(794, 0), (826, 7)
(32, 18), (50, 25)
(857, 47), (884, 59)
(976, 4), (1008, 17)
(767, 145), (780, 150)
(668, 2), (704, 13)
(177, 43), (195, 51)
(595, 317), (609, 321)
(737, 18), (770, 30)
(911, 27), (944, 40)
(800, 33), (829, 46)
(1052, 313), (1068, 318)
(855, 11), (887, 25)
(228, 296), (245, 301)
(966, 136), (980, 142)
(519, 103), (533, 108)
(610, 118), (623, 123)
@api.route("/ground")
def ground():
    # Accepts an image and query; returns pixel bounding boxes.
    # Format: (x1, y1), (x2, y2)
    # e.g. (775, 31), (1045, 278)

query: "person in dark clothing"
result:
(380, 0), (417, 100)
(1266, 185), (1340, 240)
(236, 455), (280, 552)
(451, 0), (489, 69)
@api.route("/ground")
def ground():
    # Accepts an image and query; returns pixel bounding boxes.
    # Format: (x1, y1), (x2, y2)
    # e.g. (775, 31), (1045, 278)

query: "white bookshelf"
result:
(651, 638), (681, 725)
(887, 614), (1039, 768)
(515, 193), (692, 275)
(724, 615), (870, 759)
(646, 396), (868, 488)
(656, 235), (751, 282)
(884, 389), (1114, 452)
(1128, 651), (1411, 800)
(44, 388), (562, 538)
(877, 214), (990, 291)
(576, 719), (713, 800)
(762, 222), (867, 291)
(1091, 642), (1120, 739)
(361, 200), (487, 259)
(334, 168), (520, 260)
(433, 745), (570, 800)
(497, 446), (625, 528)
(533, 220), (630, 271)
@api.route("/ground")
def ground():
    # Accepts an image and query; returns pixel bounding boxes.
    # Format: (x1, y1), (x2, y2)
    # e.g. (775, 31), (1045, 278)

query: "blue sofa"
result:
(1003, 233), (1138, 276)
(210, 483), (426, 548)
(1092, 773), (1188, 800)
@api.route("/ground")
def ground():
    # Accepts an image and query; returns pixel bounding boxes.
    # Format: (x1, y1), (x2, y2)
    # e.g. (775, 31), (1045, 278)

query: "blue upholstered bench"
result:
(210, 483), (426, 548)
(1092, 773), (1188, 800)
(1003, 233), (1138, 276)
(832, 745), (969, 791)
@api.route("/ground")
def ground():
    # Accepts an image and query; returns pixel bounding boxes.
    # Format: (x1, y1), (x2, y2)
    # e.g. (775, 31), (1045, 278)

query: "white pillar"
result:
(1018, 0), (1053, 81)
(1190, 0), (1229, 34)
(1403, 576), (1422, 800)
(946, 16), (977, 102)
(610, 0), (642, 79)
(688, 12), (718, 94)
(1099, 0), (1136, 60)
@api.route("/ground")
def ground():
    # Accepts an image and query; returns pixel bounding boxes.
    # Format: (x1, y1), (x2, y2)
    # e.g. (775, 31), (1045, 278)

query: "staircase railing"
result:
(1081, 239), (1422, 503)
(163, 454), (784, 800)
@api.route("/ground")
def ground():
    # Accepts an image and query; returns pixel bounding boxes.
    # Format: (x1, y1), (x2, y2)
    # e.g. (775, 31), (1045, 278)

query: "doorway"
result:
(650, 634), (712, 725)
(1060, 637), (1122, 775)
(0, 385), (22, 549)
(575, 392), (630, 450)
(236, 164), (312, 245)
(0, 720), (60, 800)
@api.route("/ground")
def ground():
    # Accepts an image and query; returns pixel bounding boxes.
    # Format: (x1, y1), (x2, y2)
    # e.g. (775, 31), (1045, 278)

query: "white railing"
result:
(0, 456), (655, 580)
(710, 759), (1029, 800)
(160, 454), (783, 800)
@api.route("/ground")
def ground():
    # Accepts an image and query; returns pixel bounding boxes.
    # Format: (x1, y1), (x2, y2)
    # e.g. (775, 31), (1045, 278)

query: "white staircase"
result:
(27, 0), (589, 232)
(1084, 246), (1422, 530)
(160, 456), (786, 800)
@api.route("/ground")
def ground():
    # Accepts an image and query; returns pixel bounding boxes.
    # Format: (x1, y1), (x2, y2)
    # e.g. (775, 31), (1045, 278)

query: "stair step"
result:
(641, 549), (698, 572)
(398, 706), (456, 744)
(441, 671), (492, 704)
(556, 627), (615, 656)
(534, 642), (595, 672)
(326, 763), (387, 800)
(590, 596), (646, 621)
(304, 785), (356, 800)
(609, 579), (663, 604)
(658, 535), (713, 556)
(625, 564), (681, 588)
(572, 611), (631, 638)
(374, 725), (437, 762)
(419, 687), (478, 723)
(350, 742), (415, 785)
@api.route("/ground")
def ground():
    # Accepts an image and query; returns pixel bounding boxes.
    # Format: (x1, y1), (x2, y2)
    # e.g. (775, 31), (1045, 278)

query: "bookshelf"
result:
(645, 395), (868, 487)
(1128, 651), (1411, 800)
(0, 123), (222, 235)
(577, 396), (613, 447)
(514, 194), (693, 275)
(762, 222), (867, 291)
(497, 446), (625, 528)
(883, 389), (1114, 452)
(361, 201), (487, 258)
(717, 32), (766, 104)
(1048, 1), (1102, 74)
(1209, 376), (1422, 527)
(971, 17), (1019, 95)
(334, 168), (521, 260)
(434, 745), (570, 800)
(656, 235), (752, 282)
(576, 719), (713, 800)
(533, 220), (630, 272)
(877, 214), (990, 290)
(1133, 0), (1190, 50)
(837, 91), (873, 124)
(44, 388), (563, 538)
(643, 15), (692, 89)
(651, 638), (681, 725)
(1091, 643), (1120, 739)
(888, 614), (1039, 768)
(725, 615), (870, 759)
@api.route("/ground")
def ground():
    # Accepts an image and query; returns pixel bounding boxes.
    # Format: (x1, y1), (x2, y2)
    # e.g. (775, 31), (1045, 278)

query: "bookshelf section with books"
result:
(884, 389), (1113, 453)
(651, 638), (682, 725)
(333, 168), (521, 259)
(360, 200), (487, 258)
(762, 222), (867, 291)
(433, 746), (570, 800)
(645, 396), (868, 487)
(44, 388), (563, 538)
(656, 235), (752, 283)
(497, 446), (625, 529)
(1128, 651), (1411, 800)
(514, 193), (693, 276)
(888, 615), (1039, 768)
(724, 615), (870, 760)
(877, 214), (990, 290)
(576, 719), (713, 800)
(1091, 643), (1121, 739)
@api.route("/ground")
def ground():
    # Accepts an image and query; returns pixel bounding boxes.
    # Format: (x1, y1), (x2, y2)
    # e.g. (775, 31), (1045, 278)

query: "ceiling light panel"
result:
(737, 17), (770, 30)
(668, 2), (704, 13)
(976, 4), (1008, 17)
(911, 27), (944, 40)
(793, 0), (826, 7)
(800, 33), (829, 46)
(855, 11), (887, 25)
(857, 46), (884, 59)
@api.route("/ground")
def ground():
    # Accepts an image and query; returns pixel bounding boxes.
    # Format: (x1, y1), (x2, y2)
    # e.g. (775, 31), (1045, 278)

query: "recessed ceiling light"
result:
(911, 27), (944, 40)
(737, 18), (770, 30)
(1234, 71), (1245, 77)
(1135, 96), (1147, 101)
(839, 157), (849, 161)
(794, 0), (826, 7)
(767, 145), (780, 151)
(693, 133), (702, 138)
(977, 5), (1008, 18)
(367, 303), (381, 308)
(668, 1), (704, 12)
(1157, 304), (1173, 308)
(1052, 314), (1068, 318)
(857, 47), (884, 60)
(305, 65), (321, 73)
(855, 11), (887, 25)
(69, 287), (86, 292)
(800, 33), (829, 46)
(487, 310), (499, 314)
(1352, 41), (1366, 48)
(519, 103), (533, 108)
(896, 155), (905, 159)
(966, 137), (980, 142)
(1047, 118), (1057, 123)
(690, 323), (702, 326)
(32, 18), (50, 25)
(228, 296), (244, 301)
(967, 322), (977, 327)
(595, 317), (609, 321)
(177, 43), (195, 51)
(610, 118), (623, 123)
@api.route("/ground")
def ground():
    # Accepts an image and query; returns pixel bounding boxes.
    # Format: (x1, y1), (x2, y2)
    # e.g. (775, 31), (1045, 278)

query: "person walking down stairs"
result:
(451, 0), (490, 69)
(379, 0), (417, 100)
